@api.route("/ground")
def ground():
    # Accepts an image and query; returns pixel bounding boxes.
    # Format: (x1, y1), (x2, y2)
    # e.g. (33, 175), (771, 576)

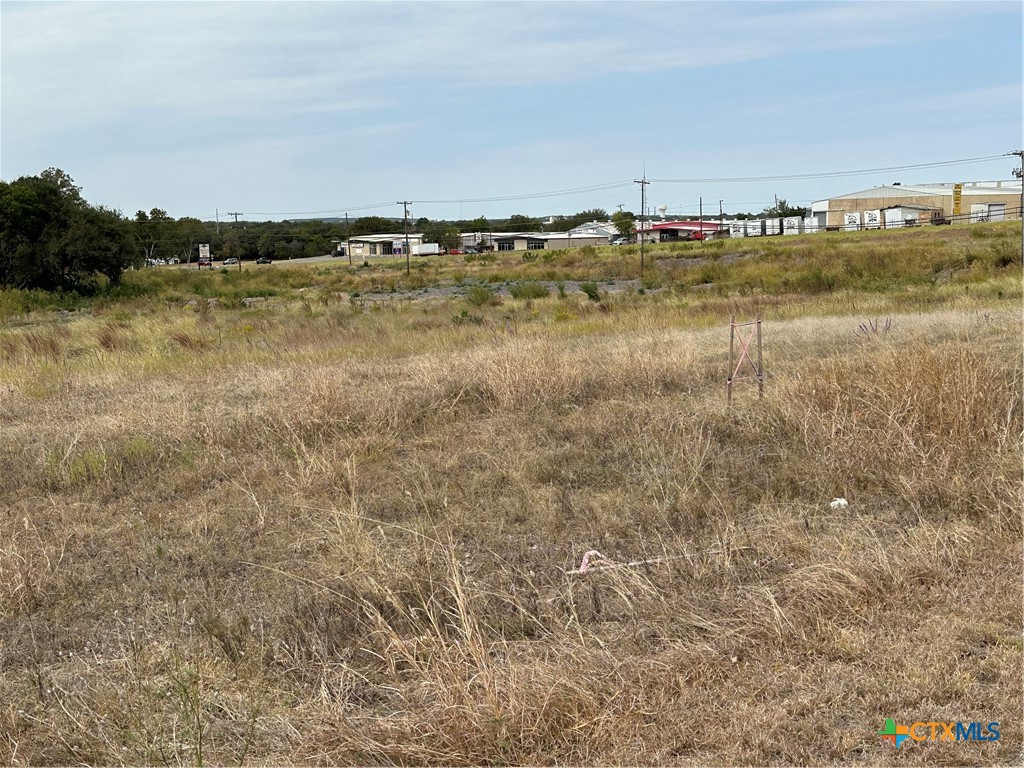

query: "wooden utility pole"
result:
(1011, 151), (1024, 268)
(345, 211), (351, 266)
(398, 201), (411, 275)
(634, 176), (649, 277)
(226, 212), (243, 270)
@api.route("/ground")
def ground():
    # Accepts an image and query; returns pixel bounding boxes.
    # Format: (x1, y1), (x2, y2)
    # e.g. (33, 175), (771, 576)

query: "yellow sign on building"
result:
(953, 183), (963, 216)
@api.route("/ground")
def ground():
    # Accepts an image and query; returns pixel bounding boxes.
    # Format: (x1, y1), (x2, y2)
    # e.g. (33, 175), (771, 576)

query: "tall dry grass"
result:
(0, 285), (1020, 765)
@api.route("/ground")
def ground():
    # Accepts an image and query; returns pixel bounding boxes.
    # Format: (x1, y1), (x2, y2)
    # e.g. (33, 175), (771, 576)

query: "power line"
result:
(650, 155), (1008, 184)
(410, 180), (635, 205)
(242, 201), (396, 217)
(177, 154), (1014, 221)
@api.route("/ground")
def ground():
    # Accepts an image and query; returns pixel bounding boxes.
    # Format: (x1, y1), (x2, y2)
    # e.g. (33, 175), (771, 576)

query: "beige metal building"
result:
(811, 181), (1022, 229)
(347, 233), (425, 258)
(490, 233), (608, 251)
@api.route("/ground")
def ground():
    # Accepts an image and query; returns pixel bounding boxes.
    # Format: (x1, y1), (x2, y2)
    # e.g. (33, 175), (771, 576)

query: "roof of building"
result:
(568, 220), (617, 235)
(491, 232), (607, 241)
(818, 182), (1021, 203)
(641, 220), (728, 232)
(348, 233), (424, 242)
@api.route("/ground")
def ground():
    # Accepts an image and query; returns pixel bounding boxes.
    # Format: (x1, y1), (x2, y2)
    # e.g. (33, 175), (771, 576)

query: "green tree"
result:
(507, 214), (541, 232)
(611, 210), (636, 238)
(0, 168), (133, 292)
(759, 199), (808, 218)
(350, 216), (398, 236)
(463, 216), (489, 233)
(547, 208), (609, 232)
(170, 217), (211, 263)
(133, 207), (174, 263)
(219, 230), (242, 261)
(421, 220), (462, 251)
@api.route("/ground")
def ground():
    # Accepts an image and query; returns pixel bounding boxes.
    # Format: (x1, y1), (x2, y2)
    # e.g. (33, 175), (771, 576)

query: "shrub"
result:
(509, 281), (550, 300)
(989, 241), (1018, 269)
(800, 268), (839, 293)
(579, 282), (601, 302)
(465, 285), (494, 307)
(451, 308), (484, 325)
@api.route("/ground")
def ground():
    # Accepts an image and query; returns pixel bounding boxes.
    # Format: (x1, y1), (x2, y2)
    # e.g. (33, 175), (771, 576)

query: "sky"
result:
(2, 0), (1021, 223)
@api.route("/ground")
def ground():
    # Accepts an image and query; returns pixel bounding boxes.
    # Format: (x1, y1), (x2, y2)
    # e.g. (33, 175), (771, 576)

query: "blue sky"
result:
(2, 0), (1021, 222)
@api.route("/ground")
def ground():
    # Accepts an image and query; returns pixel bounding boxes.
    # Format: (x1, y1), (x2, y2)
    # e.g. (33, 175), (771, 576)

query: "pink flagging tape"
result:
(578, 550), (608, 573)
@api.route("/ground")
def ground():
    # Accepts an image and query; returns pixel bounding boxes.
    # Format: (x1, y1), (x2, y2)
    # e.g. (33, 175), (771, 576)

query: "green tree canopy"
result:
(421, 220), (462, 250)
(170, 217), (211, 263)
(0, 168), (133, 292)
(506, 214), (541, 232)
(133, 207), (174, 263)
(611, 210), (636, 238)
(759, 199), (808, 218)
(544, 208), (609, 232)
(350, 216), (400, 236)
(464, 216), (489, 233)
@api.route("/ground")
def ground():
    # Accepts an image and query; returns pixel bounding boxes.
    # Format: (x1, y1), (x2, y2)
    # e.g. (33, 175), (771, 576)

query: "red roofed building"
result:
(643, 220), (728, 242)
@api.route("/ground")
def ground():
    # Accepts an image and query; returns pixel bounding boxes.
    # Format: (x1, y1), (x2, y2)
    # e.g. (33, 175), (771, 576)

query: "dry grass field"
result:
(1, 223), (1021, 765)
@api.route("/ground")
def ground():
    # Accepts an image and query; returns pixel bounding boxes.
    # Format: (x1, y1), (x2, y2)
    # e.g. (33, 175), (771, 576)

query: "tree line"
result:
(1, 167), (808, 294)
(0, 170), (630, 292)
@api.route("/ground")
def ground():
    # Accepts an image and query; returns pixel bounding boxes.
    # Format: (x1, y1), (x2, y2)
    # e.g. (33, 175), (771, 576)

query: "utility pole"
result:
(398, 201), (411, 275)
(634, 176), (649, 277)
(719, 199), (724, 234)
(699, 196), (703, 224)
(215, 209), (220, 235)
(345, 211), (351, 266)
(226, 212), (243, 269)
(1010, 150), (1024, 220)
(1009, 150), (1023, 266)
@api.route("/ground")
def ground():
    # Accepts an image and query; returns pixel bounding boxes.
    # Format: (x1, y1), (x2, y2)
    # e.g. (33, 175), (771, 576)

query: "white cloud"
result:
(4, 0), (1006, 132)
(2, 1), (1018, 217)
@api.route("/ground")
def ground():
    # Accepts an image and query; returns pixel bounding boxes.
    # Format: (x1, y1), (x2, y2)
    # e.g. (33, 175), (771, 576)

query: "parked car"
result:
(256, 257), (272, 265)
(224, 257), (239, 266)
(611, 237), (629, 246)
(197, 258), (212, 267)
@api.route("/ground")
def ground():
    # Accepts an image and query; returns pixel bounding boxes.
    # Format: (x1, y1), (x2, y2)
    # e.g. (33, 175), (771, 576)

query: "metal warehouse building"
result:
(811, 181), (1022, 230)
